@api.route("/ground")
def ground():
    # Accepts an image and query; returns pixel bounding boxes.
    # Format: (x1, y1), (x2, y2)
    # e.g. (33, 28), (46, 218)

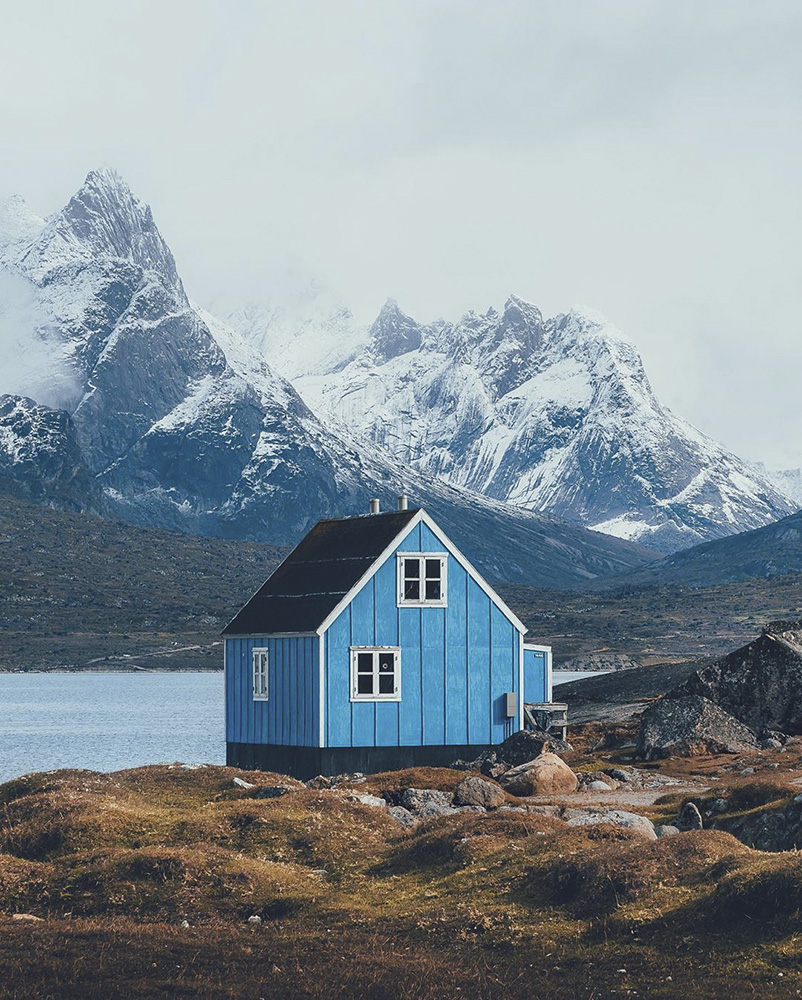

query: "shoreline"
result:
(0, 667), (223, 674)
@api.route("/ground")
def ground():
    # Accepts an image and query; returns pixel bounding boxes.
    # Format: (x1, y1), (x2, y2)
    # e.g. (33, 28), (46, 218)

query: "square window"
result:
(350, 648), (400, 702)
(398, 554), (447, 606)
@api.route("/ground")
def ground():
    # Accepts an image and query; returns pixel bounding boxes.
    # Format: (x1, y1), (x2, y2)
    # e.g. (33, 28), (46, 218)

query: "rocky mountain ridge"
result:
(291, 297), (794, 553)
(0, 169), (654, 587)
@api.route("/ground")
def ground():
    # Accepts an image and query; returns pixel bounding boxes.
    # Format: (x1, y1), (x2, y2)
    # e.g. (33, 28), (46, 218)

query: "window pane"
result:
(404, 579), (420, 600)
(357, 674), (373, 694)
(357, 652), (373, 673)
(378, 674), (394, 694)
(378, 652), (395, 672)
(425, 579), (441, 601)
(404, 558), (420, 579)
(425, 559), (441, 579)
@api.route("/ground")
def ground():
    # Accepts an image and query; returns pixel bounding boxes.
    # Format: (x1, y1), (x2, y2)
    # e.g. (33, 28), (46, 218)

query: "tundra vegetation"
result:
(2, 729), (802, 998)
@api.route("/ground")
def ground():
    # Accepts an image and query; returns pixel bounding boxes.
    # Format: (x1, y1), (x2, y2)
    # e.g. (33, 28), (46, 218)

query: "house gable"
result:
(320, 512), (525, 750)
(316, 509), (527, 638)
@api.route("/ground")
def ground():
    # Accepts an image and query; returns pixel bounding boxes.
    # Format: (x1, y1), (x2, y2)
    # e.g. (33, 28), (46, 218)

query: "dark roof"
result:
(223, 508), (420, 635)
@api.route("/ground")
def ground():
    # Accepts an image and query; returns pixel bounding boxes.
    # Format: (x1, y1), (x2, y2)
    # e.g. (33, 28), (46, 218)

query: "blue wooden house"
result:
(223, 498), (554, 778)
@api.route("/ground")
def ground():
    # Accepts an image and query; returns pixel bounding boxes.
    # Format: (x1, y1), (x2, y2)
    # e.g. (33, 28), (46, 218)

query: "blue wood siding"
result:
(323, 523), (522, 748)
(225, 636), (319, 747)
(523, 647), (550, 703)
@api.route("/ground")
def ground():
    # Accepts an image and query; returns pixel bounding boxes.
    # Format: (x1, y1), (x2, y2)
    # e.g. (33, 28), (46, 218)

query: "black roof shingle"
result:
(222, 508), (420, 636)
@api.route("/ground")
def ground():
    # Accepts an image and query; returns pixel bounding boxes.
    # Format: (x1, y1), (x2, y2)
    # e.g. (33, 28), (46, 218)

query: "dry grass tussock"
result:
(2, 764), (802, 998)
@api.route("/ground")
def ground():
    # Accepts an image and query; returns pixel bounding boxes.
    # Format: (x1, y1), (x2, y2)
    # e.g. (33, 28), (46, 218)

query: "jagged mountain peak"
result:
(298, 294), (794, 553)
(13, 168), (180, 289)
(367, 297), (422, 362)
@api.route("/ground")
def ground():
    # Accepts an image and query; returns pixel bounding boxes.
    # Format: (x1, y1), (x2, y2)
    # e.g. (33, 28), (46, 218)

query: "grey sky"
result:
(1, 1), (800, 465)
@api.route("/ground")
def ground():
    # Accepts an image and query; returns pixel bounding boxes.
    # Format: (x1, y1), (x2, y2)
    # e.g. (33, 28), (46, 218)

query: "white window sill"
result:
(253, 695), (269, 702)
(397, 601), (448, 608)
(349, 695), (402, 703)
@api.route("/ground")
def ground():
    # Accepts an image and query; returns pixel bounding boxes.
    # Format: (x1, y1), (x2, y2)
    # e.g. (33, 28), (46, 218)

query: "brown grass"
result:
(2, 764), (802, 999)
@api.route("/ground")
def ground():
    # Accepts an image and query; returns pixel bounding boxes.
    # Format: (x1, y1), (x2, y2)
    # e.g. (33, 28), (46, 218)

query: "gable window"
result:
(350, 647), (401, 702)
(252, 648), (269, 700)
(397, 553), (448, 607)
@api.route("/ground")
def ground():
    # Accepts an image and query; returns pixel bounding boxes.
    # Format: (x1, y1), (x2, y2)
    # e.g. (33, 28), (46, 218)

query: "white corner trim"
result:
(417, 510), (528, 634)
(315, 510), (427, 636)
(318, 634), (325, 748)
(518, 634), (524, 732)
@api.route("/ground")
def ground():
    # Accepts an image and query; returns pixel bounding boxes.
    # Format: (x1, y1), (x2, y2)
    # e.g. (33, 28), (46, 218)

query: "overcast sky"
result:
(1, 1), (800, 466)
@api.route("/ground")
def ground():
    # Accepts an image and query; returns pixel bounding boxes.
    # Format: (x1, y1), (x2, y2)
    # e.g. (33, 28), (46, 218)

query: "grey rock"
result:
(232, 777), (256, 789)
(247, 915), (262, 926)
(453, 776), (506, 809)
(586, 779), (613, 792)
(400, 788), (457, 818)
(603, 768), (633, 783)
(499, 753), (579, 796)
(739, 767), (755, 777)
(676, 801), (703, 831)
(347, 793), (387, 809)
(251, 785), (297, 799)
(637, 694), (760, 759)
(306, 775), (334, 789)
(761, 738), (783, 750)
(564, 808), (656, 840)
(655, 824), (680, 838)
(387, 805), (418, 828)
(457, 805), (487, 813)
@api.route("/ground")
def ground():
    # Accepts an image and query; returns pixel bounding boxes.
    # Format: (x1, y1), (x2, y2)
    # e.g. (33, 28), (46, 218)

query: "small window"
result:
(252, 648), (268, 700)
(397, 553), (447, 607)
(350, 647), (401, 702)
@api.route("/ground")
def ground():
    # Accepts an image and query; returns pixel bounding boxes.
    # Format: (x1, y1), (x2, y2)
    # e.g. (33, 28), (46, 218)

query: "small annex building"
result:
(223, 498), (553, 778)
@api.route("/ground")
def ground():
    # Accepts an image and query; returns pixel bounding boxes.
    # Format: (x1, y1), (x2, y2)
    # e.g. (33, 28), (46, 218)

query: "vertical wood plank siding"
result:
(225, 636), (320, 747)
(324, 523), (521, 748)
(523, 648), (549, 703)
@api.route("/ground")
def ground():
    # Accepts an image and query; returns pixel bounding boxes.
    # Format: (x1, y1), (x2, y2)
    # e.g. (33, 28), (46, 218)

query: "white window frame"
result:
(349, 647), (401, 702)
(396, 552), (448, 607)
(252, 647), (269, 701)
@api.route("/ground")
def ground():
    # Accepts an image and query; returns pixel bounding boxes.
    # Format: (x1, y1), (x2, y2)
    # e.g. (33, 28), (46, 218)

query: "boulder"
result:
(453, 776), (506, 809)
(347, 793), (387, 809)
(498, 752), (578, 796)
(388, 805), (418, 828)
(564, 808), (657, 840)
(655, 824), (680, 837)
(676, 801), (703, 831)
(399, 788), (458, 818)
(251, 784), (296, 799)
(637, 694), (760, 759)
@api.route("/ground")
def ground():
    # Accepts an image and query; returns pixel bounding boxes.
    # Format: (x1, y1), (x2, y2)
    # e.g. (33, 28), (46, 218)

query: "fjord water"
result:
(0, 670), (603, 783)
(0, 672), (224, 783)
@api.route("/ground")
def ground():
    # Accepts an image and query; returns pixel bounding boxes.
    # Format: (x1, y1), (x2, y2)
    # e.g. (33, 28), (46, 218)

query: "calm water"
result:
(0, 672), (224, 783)
(0, 669), (607, 784)
(552, 669), (609, 686)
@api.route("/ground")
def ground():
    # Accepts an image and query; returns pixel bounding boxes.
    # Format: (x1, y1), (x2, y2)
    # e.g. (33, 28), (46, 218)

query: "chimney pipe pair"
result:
(369, 494), (409, 514)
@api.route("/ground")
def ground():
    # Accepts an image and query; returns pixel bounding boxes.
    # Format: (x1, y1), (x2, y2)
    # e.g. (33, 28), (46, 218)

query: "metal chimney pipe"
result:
(397, 493), (409, 511)
(369, 498), (380, 514)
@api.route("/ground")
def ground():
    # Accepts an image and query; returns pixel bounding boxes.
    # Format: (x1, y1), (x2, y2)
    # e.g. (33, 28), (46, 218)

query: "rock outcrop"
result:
(637, 622), (802, 758)
(637, 694), (760, 759)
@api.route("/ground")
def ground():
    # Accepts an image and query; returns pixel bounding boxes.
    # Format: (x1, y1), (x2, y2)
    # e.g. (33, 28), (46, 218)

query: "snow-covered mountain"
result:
(294, 297), (795, 553)
(756, 465), (802, 508)
(0, 170), (654, 586)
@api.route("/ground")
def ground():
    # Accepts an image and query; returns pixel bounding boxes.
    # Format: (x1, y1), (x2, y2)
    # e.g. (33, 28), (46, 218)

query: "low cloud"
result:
(0, 272), (80, 411)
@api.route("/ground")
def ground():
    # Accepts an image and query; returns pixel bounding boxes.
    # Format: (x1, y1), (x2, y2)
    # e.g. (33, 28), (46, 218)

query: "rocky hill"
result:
(0, 170), (654, 588)
(293, 297), (793, 553)
(596, 506), (802, 589)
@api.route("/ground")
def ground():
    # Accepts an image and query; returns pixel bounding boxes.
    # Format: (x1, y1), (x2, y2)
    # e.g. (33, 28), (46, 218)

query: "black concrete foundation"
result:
(226, 742), (495, 780)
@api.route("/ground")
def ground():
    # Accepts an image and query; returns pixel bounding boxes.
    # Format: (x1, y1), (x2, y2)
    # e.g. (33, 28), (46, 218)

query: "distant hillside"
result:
(4, 495), (802, 671)
(0, 496), (286, 670)
(595, 507), (802, 590)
